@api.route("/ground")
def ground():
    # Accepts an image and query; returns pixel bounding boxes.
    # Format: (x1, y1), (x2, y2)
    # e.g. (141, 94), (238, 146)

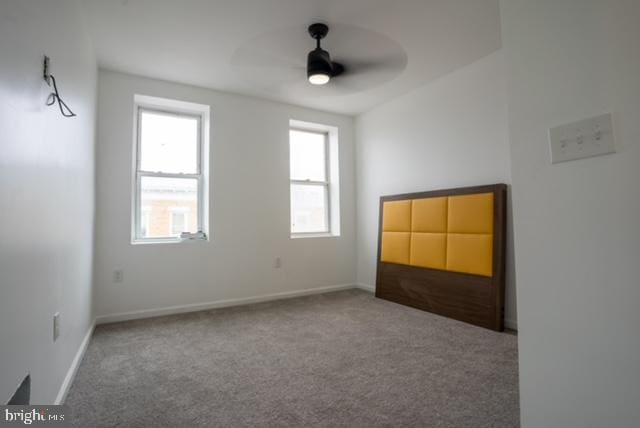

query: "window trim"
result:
(132, 104), (206, 244)
(289, 128), (331, 236)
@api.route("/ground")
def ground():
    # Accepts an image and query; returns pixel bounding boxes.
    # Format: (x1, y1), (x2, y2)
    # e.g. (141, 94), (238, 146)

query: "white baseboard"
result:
(94, 279), (515, 328)
(95, 283), (357, 325)
(55, 321), (95, 405)
(354, 283), (375, 293)
(504, 319), (518, 331)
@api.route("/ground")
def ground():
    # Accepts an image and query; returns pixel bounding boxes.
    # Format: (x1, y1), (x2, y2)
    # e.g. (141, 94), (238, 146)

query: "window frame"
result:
(289, 127), (331, 236)
(132, 106), (205, 243)
(140, 207), (151, 238)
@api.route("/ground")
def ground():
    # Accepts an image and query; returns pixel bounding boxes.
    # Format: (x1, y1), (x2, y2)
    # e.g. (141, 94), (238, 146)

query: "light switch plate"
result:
(549, 113), (615, 164)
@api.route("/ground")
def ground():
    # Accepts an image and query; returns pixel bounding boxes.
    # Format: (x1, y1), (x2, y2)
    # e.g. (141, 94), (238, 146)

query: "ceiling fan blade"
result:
(230, 25), (309, 70)
(339, 53), (407, 75)
(231, 47), (304, 69)
(234, 66), (306, 92)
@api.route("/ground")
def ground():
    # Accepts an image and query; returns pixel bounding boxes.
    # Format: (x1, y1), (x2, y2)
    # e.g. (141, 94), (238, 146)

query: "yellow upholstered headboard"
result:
(381, 192), (494, 276)
(376, 184), (507, 331)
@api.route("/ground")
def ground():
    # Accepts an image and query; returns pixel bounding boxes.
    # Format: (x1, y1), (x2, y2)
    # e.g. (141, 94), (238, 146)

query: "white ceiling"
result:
(81, 0), (501, 115)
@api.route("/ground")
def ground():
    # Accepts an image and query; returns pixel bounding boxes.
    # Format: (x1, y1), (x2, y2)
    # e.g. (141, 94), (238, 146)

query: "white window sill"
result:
(131, 237), (208, 245)
(290, 232), (339, 239)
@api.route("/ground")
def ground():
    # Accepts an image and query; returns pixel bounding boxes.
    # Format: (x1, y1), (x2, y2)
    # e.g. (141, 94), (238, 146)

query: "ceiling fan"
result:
(306, 23), (344, 85)
(229, 22), (407, 93)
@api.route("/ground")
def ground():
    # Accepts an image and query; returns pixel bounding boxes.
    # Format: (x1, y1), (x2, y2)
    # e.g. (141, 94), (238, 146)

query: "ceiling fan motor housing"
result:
(307, 48), (333, 79)
(307, 23), (344, 81)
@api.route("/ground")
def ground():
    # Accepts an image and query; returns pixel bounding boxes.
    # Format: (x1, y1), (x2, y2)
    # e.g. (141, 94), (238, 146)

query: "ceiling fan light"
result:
(308, 73), (330, 85)
(307, 47), (333, 86)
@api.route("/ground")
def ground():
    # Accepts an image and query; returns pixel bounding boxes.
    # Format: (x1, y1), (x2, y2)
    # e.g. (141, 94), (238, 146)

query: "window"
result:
(133, 96), (209, 243)
(289, 122), (339, 237)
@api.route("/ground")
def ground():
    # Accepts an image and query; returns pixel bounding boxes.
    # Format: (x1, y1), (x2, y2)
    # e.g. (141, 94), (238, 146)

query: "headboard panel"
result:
(376, 184), (507, 331)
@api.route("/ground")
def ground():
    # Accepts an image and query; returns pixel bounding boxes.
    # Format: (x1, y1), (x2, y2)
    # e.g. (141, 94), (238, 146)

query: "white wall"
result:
(0, 0), (97, 404)
(355, 51), (517, 327)
(94, 70), (356, 317)
(500, 1), (640, 426)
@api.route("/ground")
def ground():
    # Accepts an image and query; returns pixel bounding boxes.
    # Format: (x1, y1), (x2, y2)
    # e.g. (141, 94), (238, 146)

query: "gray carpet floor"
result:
(65, 289), (519, 427)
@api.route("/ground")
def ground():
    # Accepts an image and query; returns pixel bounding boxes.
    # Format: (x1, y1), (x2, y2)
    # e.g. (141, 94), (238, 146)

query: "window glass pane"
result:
(290, 130), (326, 181)
(140, 176), (198, 238)
(140, 110), (198, 173)
(170, 211), (187, 236)
(291, 184), (328, 233)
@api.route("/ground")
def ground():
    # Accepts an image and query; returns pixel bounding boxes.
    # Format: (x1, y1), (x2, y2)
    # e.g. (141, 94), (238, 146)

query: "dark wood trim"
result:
(375, 183), (508, 331)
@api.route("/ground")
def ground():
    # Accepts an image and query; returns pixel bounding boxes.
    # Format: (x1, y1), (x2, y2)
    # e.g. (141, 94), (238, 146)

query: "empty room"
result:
(1, 0), (638, 427)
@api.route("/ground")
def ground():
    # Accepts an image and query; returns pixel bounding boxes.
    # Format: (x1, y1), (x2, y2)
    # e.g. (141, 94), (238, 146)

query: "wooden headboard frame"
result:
(375, 184), (507, 331)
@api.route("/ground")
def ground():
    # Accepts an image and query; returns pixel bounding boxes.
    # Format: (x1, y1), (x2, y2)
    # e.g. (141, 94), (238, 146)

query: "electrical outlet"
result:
(53, 312), (60, 342)
(274, 257), (282, 269)
(113, 269), (124, 283)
